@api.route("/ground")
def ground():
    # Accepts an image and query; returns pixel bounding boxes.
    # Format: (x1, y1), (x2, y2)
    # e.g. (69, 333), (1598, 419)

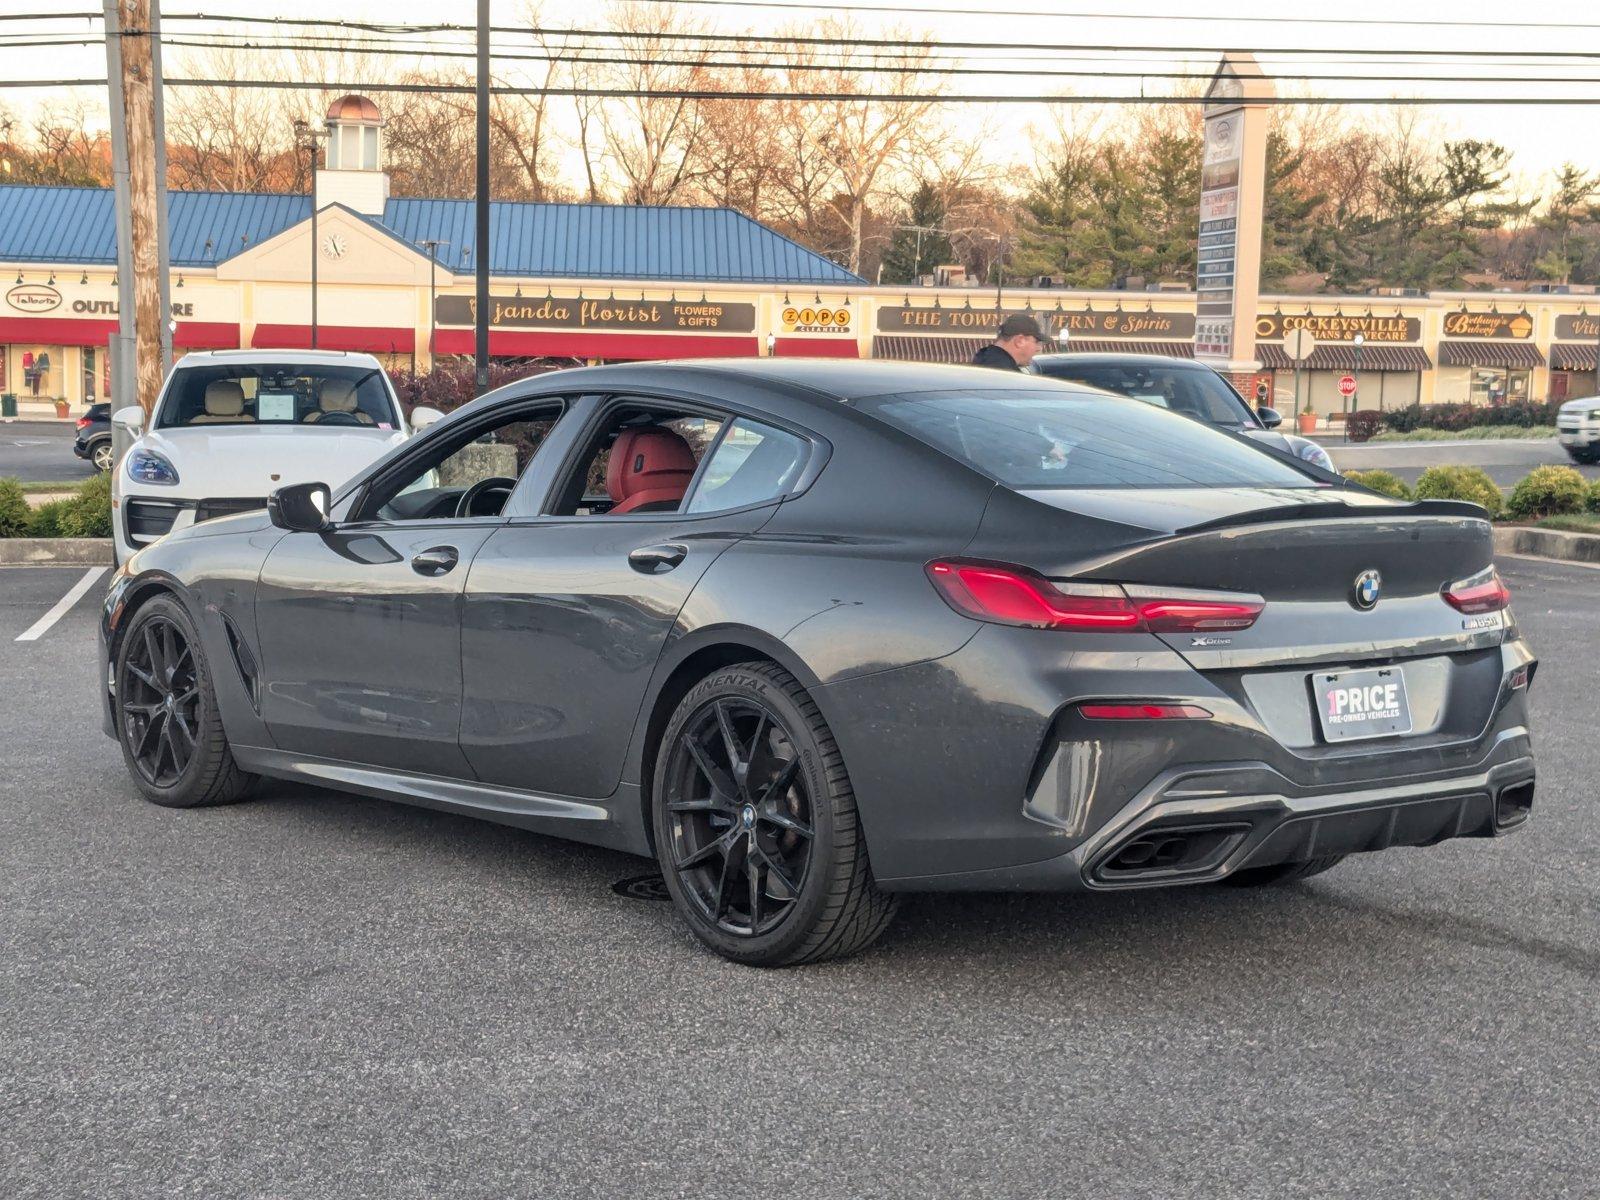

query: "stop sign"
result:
(1338, 374), (1358, 398)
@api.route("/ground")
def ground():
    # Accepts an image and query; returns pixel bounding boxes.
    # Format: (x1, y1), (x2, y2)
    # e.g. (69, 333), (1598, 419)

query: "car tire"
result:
(113, 594), (255, 809)
(91, 440), (114, 473)
(652, 661), (899, 967)
(1220, 854), (1345, 887)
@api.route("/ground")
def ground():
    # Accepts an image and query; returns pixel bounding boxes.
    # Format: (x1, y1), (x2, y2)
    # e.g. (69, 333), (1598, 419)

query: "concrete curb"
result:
(1494, 525), (1600, 565)
(0, 538), (115, 565)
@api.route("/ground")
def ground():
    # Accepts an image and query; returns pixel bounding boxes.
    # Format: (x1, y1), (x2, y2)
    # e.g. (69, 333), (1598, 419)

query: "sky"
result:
(5, 0), (1600, 193)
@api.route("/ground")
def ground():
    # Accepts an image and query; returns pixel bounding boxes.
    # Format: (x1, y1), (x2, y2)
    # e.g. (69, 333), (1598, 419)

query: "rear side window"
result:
(1041, 363), (1253, 428)
(684, 419), (808, 514)
(862, 388), (1315, 490)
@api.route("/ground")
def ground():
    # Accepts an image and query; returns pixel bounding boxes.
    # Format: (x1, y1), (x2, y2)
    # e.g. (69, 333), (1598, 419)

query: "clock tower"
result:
(314, 94), (389, 218)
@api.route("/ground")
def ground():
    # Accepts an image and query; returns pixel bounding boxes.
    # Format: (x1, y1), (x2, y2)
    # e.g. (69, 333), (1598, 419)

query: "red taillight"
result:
(1443, 567), (1510, 615)
(926, 561), (1263, 633)
(1133, 596), (1264, 633)
(1079, 703), (1212, 720)
(75, 416), (91, 429)
(926, 562), (1141, 630)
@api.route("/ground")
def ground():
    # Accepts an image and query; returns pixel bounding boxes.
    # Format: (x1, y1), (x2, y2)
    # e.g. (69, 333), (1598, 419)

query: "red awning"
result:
(253, 324), (417, 354)
(431, 329), (758, 360)
(0, 315), (117, 347)
(174, 322), (241, 350)
(772, 337), (859, 358)
(1437, 340), (1543, 369)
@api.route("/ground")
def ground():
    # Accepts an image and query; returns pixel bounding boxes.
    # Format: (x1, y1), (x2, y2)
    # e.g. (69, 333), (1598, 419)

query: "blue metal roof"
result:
(0, 184), (861, 284)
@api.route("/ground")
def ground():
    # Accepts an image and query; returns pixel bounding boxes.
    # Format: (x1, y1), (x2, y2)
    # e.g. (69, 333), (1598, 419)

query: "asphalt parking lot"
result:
(0, 420), (98, 483)
(1324, 436), (1600, 488)
(2, 558), (1596, 1198)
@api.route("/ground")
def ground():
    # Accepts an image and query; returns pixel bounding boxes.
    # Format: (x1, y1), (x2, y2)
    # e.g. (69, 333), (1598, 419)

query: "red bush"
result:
(388, 358), (577, 417)
(1345, 409), (1384, 442)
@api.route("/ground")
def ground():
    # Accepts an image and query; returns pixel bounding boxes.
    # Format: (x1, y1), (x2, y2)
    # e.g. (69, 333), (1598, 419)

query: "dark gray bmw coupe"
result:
(100, 361), (1537, 965)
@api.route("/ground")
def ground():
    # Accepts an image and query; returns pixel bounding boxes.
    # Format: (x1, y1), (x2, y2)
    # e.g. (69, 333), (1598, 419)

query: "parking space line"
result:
(15, 567), (107, 642)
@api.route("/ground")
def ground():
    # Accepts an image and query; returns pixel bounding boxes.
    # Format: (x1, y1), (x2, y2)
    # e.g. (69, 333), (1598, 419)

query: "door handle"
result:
(628, 543), (688, 574)
(411, 546), (460, 576)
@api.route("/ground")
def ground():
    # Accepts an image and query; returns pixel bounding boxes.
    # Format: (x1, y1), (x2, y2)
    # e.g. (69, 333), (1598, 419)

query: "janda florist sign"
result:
(436, 294), (755, 333)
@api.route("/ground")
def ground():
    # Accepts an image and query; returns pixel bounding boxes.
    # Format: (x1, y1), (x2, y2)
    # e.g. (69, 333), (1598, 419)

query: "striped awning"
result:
(1550, 343), (1597, 372)
(1437, 340), (1544, 368)
(1258, 343), (1432, 371)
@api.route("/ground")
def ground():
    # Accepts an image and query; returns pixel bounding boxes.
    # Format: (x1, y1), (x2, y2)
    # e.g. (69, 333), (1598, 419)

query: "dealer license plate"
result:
(1313, 667), (1412, 742)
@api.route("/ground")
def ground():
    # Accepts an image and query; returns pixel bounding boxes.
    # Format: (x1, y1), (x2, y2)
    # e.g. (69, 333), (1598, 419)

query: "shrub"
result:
(1381, 400), (1561, 434)
(389, 359), (571, 417)
(1412, 465), (1504, 518)
(56, 473), (112, 538)
(0, 477), (30, 538)
(27, 499), (72, 538)
(1588, 480), (1600, 514)
(1345, 409), (1383, 442)
(1506, 465), (1588, 520)
(1346, 469), (1412, 500)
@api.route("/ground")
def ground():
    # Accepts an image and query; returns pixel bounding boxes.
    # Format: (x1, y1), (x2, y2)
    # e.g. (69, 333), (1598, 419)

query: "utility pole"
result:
(105, 0), (172, 420)
(474, 0), (491, 395)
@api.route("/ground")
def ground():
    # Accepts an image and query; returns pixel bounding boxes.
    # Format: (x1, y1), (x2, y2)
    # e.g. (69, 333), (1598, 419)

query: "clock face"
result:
(320, 233), (347, 260)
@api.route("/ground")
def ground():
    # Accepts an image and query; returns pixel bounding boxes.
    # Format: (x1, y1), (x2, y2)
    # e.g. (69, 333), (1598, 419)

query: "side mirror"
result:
(267, 482), (332, 533)
(112, 405), (145, 433)
(410, 405), (445, 434)
(1256, 406), (1284, 429)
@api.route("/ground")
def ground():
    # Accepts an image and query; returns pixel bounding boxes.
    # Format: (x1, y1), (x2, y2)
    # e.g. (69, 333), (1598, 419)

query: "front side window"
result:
(156, 364), (400, 430)
(861, 388), (1316, 490)
(684, 419), (808, 514)
(360, 403), (562, 521)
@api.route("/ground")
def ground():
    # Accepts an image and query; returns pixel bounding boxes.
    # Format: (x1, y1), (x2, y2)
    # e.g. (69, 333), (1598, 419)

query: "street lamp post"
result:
(419, 240), (449, 369)
(292, 118), (329, 349)
(1347, 331), (1366, 442)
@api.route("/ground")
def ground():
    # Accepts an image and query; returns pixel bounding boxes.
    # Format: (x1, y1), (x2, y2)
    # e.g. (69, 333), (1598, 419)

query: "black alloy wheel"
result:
(119, 614), (200, 788)
(653, 662), (899, 967)
(664, 696), (815, 937)
(114, 595), (254, 808)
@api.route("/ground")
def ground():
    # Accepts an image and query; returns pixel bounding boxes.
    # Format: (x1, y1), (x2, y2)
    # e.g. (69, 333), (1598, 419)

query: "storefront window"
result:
(21, 348), (53, 398)
(1468, 366), (1529, 407)
(82, 347), (97, 402)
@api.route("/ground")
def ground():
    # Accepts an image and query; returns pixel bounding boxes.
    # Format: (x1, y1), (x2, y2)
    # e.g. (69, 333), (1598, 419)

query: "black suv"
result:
(72, 403), (113, 472)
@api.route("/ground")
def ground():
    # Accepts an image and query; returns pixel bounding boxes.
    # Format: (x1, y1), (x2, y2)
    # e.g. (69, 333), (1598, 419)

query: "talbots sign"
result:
(436, 294), (755, 333)
(5, 283), (62, 314)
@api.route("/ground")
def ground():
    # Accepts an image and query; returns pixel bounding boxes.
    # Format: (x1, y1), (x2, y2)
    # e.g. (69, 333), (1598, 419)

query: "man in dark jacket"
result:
(971, 313), (1047, 371)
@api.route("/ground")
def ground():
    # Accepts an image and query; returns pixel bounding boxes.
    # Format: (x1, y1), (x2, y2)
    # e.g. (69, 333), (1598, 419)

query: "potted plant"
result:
(53, 398), (69, 419)
(1297, 410), (1319, 434)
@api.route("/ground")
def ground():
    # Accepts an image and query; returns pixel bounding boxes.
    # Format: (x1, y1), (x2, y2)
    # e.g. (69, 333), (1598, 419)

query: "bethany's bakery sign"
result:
(1442, 309), (1533, 339)
(1256, 312), (1421, 343)
(436, 294), (755, 333)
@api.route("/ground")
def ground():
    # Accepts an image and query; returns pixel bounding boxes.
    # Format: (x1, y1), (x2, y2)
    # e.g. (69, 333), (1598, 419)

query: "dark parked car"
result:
(99, 361), (1536, 966)
(1033, 352), (1339, 473)
(73, 402), (113, 472)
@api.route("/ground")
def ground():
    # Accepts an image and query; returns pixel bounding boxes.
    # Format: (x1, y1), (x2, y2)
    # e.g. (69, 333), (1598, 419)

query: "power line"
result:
(153, 14), (1600, 59)
(624, 0), (1600, 30)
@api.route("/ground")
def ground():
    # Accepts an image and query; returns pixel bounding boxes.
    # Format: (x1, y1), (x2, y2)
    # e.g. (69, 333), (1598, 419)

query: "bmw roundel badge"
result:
(1352, 569), (1382, 610)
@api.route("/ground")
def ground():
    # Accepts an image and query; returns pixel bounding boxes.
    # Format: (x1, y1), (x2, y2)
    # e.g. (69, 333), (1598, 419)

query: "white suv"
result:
(1557, 395), (1600, 464)
(111, 350), (435, 563)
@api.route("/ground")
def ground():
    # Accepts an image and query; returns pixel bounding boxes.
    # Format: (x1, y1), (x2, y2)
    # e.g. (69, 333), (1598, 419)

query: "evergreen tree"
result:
(878, 181), (953, 284)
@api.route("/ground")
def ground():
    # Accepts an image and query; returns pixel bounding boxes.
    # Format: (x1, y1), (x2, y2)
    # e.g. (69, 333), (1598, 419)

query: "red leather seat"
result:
(606, 427), (697, 514)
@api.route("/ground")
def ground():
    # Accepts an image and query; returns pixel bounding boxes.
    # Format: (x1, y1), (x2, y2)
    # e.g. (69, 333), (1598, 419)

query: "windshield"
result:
(861, 388), (1316, 490)
(157, 363), (399, 430)
(1037, 361), (1257, 429)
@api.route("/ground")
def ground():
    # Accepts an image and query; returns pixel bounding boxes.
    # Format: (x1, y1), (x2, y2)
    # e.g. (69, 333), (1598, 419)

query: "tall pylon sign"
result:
(1194, 53), (1274, 384)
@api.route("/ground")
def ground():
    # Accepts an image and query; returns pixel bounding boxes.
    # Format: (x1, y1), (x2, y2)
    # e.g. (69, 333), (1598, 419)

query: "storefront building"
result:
(4, 96), (1600, 413)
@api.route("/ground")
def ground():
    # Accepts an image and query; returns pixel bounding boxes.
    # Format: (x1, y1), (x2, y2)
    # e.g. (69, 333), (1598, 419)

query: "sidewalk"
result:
(2, 401), (76, 422)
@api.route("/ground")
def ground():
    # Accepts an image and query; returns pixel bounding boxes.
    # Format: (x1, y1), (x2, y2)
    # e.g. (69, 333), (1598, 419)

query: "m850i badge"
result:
(1463, 614), (1500, 631)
